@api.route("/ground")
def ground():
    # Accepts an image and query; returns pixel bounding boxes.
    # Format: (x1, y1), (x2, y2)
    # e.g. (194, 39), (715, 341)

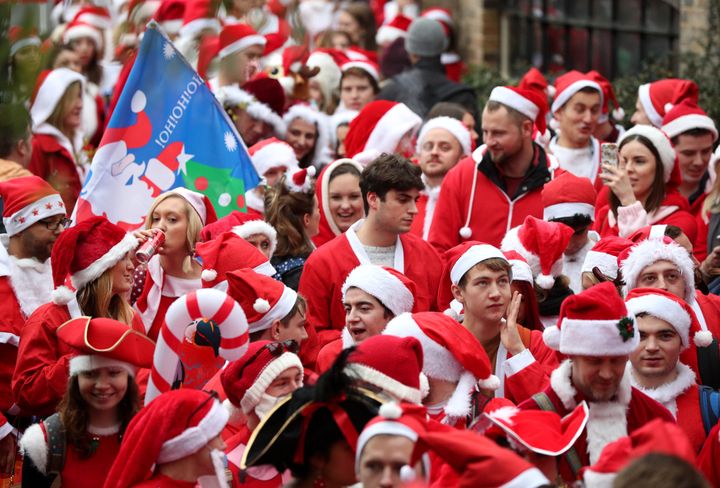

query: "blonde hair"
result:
(265, 177), (316, 257)
(46, 81), (81, 136)
(144, 193), (203, 273)
(76, 267), (135, 325)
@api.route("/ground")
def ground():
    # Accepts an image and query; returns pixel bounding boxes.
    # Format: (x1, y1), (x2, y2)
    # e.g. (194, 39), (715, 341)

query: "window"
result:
(502, 0), (679, 78)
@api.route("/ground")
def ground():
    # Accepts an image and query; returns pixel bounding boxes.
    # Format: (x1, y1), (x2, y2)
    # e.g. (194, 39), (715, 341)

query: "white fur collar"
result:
(341, 327), (355, 349)
(550, 359), (632, 410)
(630, 363), (695, 417)
(7, 255), (53, 318)
(87, 423), (121, 436)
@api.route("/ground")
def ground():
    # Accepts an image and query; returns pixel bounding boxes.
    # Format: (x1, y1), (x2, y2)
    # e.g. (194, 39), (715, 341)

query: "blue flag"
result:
(75, 22), (259, 229)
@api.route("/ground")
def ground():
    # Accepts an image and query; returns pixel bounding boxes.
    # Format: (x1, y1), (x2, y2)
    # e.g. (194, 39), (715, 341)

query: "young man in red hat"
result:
(299, 154), (442, 366)
(0, 176), (68, 454)
(519, 282), (675, 483)
(630, 78), (698, 128)
(209, 24), (266, 92)
(428, 85), (556, 251)
(588, 70), (626, 143)
(625, 288), (715, 452)
(442, 241), (559, 405)
(316, 264), (416, 372)
(548, 71), (604, 189)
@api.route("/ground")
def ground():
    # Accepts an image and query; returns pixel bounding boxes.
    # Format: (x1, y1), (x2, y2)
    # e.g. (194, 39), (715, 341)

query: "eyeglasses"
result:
(41, 218), (72, 230)
(235, 340), (300, 380)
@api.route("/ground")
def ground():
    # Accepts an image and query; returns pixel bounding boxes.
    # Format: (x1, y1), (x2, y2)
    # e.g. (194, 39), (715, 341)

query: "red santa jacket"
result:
(631, 363), (707, 452)
(518, 360), (675, 483)
(299, 220), (443, 364)
(12, 302), (144, 417)
(0, 277), (25, 415)
(697, 422), (720, 487)
(29, 134), (82, 214)
(128, 474), (196, 487)
(428, 144), (555, 251)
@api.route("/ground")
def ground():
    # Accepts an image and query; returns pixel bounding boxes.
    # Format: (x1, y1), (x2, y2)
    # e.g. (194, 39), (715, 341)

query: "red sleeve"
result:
(694, 212), (709, 262)
(28, 138), (50, 180)
(11, 305), (72, 417)
(697, 423), (720, 487)
(504, 334), (558, 404)
(428, 160), (467, 253)
(298, 251), (333, 333)
(0, 279), (25, 413)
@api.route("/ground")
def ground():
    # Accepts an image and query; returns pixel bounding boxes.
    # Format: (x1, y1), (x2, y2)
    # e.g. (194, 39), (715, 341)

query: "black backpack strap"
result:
(43, 413), (66, 478)
(531, 393), (583, 478)
(697, 337), (720, 390)
(698, 385), (720, 436)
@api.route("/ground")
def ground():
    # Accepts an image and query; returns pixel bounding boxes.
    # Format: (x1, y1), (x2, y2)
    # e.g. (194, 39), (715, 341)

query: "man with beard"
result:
(429, 85), (555, 251)
(411, 116), (472, 240)
(0, 176), (67, 473)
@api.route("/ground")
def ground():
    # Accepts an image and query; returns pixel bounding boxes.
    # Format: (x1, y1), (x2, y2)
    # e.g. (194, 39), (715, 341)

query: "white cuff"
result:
(0, 421), (14, 440)
(503, 348), (535, 377)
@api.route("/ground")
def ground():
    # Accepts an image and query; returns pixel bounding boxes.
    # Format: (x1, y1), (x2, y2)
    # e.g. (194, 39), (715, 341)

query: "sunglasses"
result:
(234, 340), (300, 380)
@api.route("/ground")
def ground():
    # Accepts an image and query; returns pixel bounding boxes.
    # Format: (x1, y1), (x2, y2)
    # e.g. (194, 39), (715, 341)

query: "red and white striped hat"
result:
(0, 176), (65, 236)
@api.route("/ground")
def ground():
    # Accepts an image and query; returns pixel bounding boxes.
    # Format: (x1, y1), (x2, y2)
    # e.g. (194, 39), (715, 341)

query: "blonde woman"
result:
(29, 68), (87, 214)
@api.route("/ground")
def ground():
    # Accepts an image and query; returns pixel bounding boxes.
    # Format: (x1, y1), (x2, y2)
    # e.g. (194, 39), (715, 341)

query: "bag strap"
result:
(696, 337), (720, 390)
(43, 413), (66, 478)
(698, 385), (720, 436)
(531, 392), (584, 477)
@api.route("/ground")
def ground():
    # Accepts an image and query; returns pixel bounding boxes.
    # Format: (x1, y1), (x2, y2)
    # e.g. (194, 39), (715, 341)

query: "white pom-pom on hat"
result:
(543, 326), (561, 350)
(400, 465), (416, 482)
(536, 273), (555, 290)
(459, 226), (472, 239)
(546, 85), (556, 98)
(51, 286), (75, 305)
(379, 402), (403, 419)
(549, 118), (561, 130)
(612, 107), (625, 121)
(306, 166), (317, 177)
(253, 298), (271, 313)
(478, 374), (501, 391)
(694, 330), (713, 348)
(201, 269), (218, 282)
(664, 102), (674, 113)
(419, 373), (430, 399)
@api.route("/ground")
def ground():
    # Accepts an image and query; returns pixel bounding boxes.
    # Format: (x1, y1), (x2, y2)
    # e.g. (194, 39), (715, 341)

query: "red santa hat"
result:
(627, 224), (670, 243)
(384, 312), (500, 419)
(342, 265), (416, 317)
(619, 236), (696, 303)
(582, 419), (697, 488)
(438, 241), (508, 310)
(282, 104), (331, 167)
(480, 399), (589, 457)
(341, 58), (381, 83)
(344, 100), (422, 164)
(284, 166), (316, 193)
(620, 125), (679, 184)
(503, 250), (533, 284)
(30, 68), (85, 128)
(196, 232), (276, 289)
(376, 14), (413, 46)
(226, 269), (297, 333)
(218, 24), (266, 59)
(63, 6), (111, 46)
(104, 390), (228, 488)
(662, 99), (718, 142)
(0, 176), (65, 236)
(178, 0), (221, 39)
(249, 138), (299, 177)
(501, 216), (574, 290)
(232, 220), (278, 258)
(543, 282), (638, 356)
(420, 7), (454, 35)
(57, 316), (156, 377)
(127, 0), (161, 26)
(551, 70), (603, 114)
(415, 116), (472, 156)
(588, 70), (625, 123)
(355, 402), (430, 479)
(163, 187), (218, 226)
(518, 67), (555, 98)
(241, 77), (287, 134)
(488, 85), (549, 135)
(307, 49), (347, 109)
(580, 236), (634, 280)
(637, 78), (699, 128)
(8, 26), (40, 57)
(154, 0), (185, 35)
(542, 172), (596, 222)
(345, 334), (426, 404)
(196, 34), (219, 79)
(221, 340), (303, 414)
(625, 288), (712, 349)
(50, 216), (139, 305)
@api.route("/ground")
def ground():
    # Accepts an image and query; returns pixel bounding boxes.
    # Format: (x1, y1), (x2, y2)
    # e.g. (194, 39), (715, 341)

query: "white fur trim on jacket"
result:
(630, 363), (695, 418)
(344, 363), (422, 404)
(625, 294), (691, 348)
(239, 352), (303, 414)
(19, 423), (48, 474)
(157, 400), (228, 463)
(620, 238), (696, 303)
(70, 233), (138, 291)
(341, 264), (414, 316)
(232, 221), (278, 258)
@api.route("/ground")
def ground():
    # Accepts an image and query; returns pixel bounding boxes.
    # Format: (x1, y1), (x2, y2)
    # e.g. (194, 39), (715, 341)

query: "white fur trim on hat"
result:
(157, 399), (228, 463)
(246, 100), (286, 135)
(4, 194), (66, 236)
(342, 60), (380, 82)
(363, 103), (422, 157)
(637, 83), (663, 128)
(543, 202), (595, 222)
(625, 294), (691, 347)
(619, 125), (676, 183)
(450, 244), (507, 284)
(217, 85), (255, 109)
(415, 116), (472, 156)
(233, 221), (278, 258)
(501, 226), (563, 290)
(341, 265), (414, 316)
(376, 24), (407, 46)
(239, 351), (303, 414)
(70, 233), (138, 292)
(30, 68), (86, 129)
(355, 420), (418, 473)
(663, 114), (718, 141)
(544, 315), (639, 356)
(508, 259), (533, 284)
(552, 79), (603, 114)
(345, 363), (422, 404)
(249, 285), (298, 333)
(219, 35), (266, 58)
(63, 24), (103, 47)
(178, 18), (221, 39)
(10, 37), (40, 57)
(250, 141), (298, 177)
(283, 105), (332, 167)
(620, 238), (695, 303)
(583, 469), (617, 488)
(69, 355), (137, 377)
(581, 250), (619, 280)
(489, 86), (539, 123)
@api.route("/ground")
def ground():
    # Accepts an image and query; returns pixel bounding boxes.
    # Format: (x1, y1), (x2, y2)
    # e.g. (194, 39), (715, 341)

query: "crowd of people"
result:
(1, 0), (720, 487)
